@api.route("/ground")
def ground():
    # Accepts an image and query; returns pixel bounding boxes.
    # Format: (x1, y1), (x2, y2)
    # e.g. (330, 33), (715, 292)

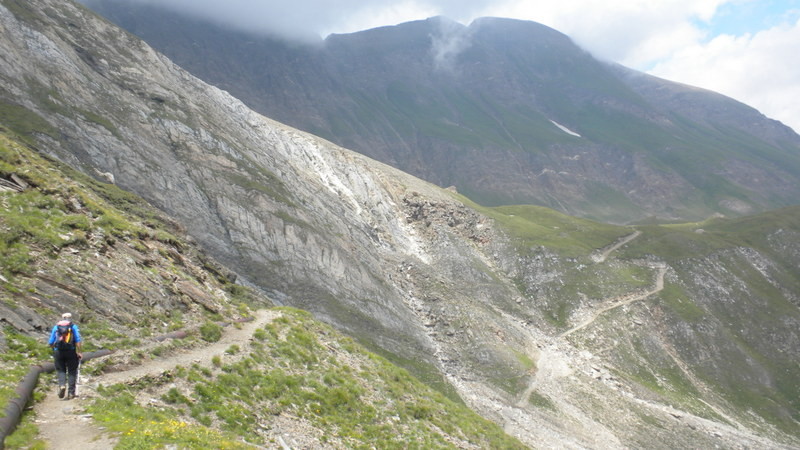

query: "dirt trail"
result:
(559, 264), (666, 338)
(33, 309), (278, 448)
(515, 264), (666, 408)
(513, 233), (786, 448)
(592, 230), (641, 263)
(517, 230), (661, 408)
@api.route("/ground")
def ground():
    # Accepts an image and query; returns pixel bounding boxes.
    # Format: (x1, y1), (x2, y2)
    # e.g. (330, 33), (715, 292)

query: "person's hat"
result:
(61, 312), (72, 320)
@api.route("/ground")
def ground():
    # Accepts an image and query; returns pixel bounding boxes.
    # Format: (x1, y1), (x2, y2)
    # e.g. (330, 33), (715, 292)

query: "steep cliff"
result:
(1, 0), (798, 447)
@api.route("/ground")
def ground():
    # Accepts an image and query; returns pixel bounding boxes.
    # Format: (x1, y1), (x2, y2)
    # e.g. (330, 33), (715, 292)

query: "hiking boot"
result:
(58, 386), (66, 399)
(67, 393), (76, 400)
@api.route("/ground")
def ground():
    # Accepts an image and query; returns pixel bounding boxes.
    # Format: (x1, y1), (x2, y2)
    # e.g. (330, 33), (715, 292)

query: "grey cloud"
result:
(83, 0), (497, 42)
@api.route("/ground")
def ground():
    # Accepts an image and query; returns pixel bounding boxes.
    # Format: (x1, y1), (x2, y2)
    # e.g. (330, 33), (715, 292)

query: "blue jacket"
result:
(48, 322), (82, 348)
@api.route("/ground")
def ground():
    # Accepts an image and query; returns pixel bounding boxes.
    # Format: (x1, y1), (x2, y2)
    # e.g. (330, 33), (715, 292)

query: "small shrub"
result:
(132, 240), (149, 254)
(60, 214), (91, 230)
(175, 366), (187, 378)
(199, 322), (223, 343)
(162, 387), (191, 405)
(0, 237), (31, 276)
(528, 391), (556, 410)
(253, 328), (268, 341)
(131, 351), (145, 363)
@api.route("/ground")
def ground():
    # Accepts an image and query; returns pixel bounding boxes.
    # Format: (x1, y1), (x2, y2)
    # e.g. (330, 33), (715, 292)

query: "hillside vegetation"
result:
(0, 130), (523, 448)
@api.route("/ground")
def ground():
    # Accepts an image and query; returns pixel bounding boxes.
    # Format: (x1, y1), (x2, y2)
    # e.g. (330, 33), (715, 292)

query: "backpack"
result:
(55, 320), (75, 351)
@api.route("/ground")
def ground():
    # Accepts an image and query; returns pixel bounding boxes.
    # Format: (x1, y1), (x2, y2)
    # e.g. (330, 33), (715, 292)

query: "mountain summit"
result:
(84, 2), (800, 223)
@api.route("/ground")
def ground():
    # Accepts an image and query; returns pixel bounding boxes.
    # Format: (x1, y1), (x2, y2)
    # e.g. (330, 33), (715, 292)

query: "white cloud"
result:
(323, 1), (439, 36)
(112, 0), (492, 41)
(472, 0), (727, 65)
(430, 19), (472, 72)
(649, 18), (800, 132)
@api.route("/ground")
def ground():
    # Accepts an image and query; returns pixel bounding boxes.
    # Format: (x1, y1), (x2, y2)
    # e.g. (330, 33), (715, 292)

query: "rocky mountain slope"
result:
(83, 1), (800, 224)
(0, 132), (521, 448)
(1, 0), (799, 448)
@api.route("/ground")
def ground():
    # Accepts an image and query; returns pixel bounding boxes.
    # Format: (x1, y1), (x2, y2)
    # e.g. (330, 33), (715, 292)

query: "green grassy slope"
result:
(616, 209), (800, 433)
(88, 308), (525, 449)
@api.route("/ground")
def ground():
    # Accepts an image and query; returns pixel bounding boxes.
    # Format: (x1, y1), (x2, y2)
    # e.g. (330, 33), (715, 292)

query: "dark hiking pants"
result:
(53, 349), (79, 395)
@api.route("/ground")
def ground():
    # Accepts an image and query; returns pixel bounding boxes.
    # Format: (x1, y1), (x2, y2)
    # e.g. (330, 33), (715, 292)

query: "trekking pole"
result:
(76, 357), (82, 396)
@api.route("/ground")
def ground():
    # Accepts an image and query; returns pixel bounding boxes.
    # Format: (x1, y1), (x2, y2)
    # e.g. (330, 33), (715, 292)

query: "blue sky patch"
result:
(696, 0), (800, 39)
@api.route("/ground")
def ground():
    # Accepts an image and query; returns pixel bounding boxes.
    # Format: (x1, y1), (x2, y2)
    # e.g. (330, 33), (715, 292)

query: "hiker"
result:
(47, 312), (83, 400)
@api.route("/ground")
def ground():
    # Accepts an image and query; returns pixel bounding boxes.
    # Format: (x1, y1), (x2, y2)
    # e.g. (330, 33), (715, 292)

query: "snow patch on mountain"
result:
(550, 120), (582, 137)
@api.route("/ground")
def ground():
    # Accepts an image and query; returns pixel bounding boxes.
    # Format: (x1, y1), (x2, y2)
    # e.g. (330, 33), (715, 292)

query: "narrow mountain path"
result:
(33, 309), (279, 449)
(515, 265), (666, 408)
(516, 230), (660, 408)
(559, 264), (666, 338)
(512, 232), (788, 448)
(592, 230), (641, 263)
